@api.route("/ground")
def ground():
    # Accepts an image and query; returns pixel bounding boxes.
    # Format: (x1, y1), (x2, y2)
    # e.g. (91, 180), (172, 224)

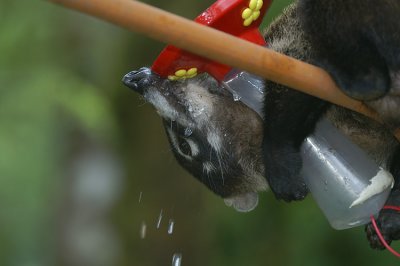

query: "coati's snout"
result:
(123, 67), (268, 211)
(123, 67), (162, 95)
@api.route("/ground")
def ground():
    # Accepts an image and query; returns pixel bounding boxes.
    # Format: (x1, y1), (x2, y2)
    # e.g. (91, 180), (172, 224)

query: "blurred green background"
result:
(1, 0), (399, 265)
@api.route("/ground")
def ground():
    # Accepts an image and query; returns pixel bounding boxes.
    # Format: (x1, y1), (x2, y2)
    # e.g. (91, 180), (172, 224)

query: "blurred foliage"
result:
(0, 0), (399, 265)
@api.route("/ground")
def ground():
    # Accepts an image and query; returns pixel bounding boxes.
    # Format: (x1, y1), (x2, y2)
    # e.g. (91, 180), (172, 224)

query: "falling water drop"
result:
(156, 209), (163, 229)
(140, 221), (147, 239)
(168, 219), (175, 235)
(184, 128), (193, 137)
(138, 192), (143, 203)
(172, 253), (182, 266)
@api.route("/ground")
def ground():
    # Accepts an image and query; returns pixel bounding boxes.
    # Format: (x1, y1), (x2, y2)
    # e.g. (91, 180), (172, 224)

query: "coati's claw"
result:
(122, 67), (160, 94)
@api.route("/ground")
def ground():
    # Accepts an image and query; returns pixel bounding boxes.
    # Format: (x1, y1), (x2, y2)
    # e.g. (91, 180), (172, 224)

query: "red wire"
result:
(383, 205), (400, 212)
(370, 206), (400, 258)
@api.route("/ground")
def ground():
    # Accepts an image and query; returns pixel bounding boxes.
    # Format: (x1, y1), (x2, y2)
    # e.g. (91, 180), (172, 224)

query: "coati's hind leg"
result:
(365, 148), (400, 250)
(263, 83), (328, 202)
(316, 57), (390, 101)
(298, 0), (393, 101)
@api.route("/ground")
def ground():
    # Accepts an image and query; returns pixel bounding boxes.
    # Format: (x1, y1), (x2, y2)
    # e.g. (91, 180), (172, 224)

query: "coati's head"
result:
(123, 67), (267, 211)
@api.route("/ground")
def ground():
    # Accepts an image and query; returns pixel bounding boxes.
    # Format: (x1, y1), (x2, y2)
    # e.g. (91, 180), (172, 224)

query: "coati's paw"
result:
(264, 144), (309, 202)
(365, 208), (400, 250)
(365, 190), (400, 250)
(122, 67), (160, 94)
(327, 64), (390, 101)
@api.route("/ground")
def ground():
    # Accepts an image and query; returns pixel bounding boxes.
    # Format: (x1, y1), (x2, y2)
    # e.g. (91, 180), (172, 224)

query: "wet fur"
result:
(123, 68), (267, 198)
(264, 2), (400, 249)
(123, 2), (400, 250)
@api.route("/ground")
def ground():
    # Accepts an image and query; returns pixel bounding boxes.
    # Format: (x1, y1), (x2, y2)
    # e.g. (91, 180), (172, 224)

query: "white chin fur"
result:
(224, 192), (259, 212)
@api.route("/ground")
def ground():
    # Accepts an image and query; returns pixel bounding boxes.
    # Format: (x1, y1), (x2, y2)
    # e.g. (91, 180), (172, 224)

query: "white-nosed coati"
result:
(123, 1), (400, 249)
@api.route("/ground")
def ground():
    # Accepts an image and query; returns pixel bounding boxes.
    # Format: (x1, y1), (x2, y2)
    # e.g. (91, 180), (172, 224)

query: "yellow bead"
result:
(187, 68), (197, 76)
(168, 75), (177, 81)
(249, 0), (257, 10)
(252, 11), (260, 20)
(242, 8), (252, 19)
(256, 0), (263, 10)
(243, 17), (253, 26)
(175, 69), (187, 77)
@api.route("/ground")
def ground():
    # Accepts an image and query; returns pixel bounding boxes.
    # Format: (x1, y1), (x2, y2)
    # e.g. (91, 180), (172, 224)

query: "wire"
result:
(370, 206), (400, 258)
(383, 205), (400, 212)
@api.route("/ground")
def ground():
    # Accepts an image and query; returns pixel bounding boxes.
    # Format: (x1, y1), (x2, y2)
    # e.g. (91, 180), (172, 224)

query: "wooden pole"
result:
(48, 0), (400, 141)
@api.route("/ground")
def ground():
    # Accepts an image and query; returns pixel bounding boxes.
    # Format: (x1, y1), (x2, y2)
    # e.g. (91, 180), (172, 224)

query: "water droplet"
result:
(232, 91), (241, 101)
(138, 192), (143, 203)
(192, 107), (205, 118)
(156, 209), (163, 229)
(184, 128), (193, 137)
(324, 180), (328, 191)
(168, 219), (175, 234)
(172, 253), (182, 266)
(140, 221), (147, 239)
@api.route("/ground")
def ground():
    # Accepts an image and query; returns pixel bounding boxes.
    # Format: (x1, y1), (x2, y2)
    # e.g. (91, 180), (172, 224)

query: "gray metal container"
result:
(301, 119), (393, 230)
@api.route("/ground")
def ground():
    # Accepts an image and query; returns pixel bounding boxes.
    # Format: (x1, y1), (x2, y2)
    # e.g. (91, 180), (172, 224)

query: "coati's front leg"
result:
(263, 82), (329, 202)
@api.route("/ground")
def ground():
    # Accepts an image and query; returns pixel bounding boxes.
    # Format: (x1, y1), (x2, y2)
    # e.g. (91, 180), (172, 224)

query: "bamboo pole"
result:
(48, 0), (400, 141)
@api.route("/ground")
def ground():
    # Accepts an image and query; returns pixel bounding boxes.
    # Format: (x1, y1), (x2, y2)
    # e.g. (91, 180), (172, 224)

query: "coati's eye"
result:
(177, 136), (192, 156)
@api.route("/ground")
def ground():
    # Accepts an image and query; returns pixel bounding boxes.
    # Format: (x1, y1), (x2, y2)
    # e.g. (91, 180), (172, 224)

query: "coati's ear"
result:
(224, 192), (259, 212)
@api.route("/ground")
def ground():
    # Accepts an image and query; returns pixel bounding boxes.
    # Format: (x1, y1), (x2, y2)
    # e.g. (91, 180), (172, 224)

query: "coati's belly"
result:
(325, 105), (399, 168)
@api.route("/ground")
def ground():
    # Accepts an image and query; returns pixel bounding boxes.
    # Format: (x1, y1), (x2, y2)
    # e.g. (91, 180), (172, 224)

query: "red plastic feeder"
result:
(152, 0), (272, 82)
